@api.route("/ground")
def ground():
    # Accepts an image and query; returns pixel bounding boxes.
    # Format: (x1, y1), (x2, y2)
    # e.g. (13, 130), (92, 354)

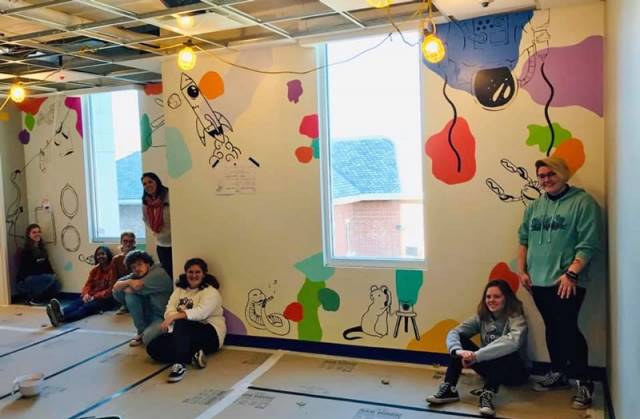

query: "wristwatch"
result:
(565, 270), (579, 281)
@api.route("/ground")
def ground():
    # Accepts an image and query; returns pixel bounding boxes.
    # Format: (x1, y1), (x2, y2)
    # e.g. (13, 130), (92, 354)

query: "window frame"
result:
(317, 43), (427, 270)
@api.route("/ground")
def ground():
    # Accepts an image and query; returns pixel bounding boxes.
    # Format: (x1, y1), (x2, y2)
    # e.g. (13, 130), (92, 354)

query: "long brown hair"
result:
(24, 223), (46, 253)
(477, 279), (523, 321)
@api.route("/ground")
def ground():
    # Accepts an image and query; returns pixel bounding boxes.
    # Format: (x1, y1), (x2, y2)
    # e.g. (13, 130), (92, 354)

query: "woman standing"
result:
(146, 258), (226, 383)
(16, 224), (60, 305)
(141, 172), (172, 278)
(426, 280), (528, 417)
(517, 157), (602, 410)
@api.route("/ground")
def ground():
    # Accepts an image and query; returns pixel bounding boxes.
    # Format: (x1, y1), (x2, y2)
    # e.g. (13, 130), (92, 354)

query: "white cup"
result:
(12, 373), (44, 398)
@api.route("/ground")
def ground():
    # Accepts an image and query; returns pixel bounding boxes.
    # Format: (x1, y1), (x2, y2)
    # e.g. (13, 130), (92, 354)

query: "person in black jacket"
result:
(15, 224), (60, 305)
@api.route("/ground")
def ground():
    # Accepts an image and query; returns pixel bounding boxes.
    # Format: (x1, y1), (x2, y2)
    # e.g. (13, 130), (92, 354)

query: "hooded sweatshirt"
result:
(122, 264), (173, 320)
(518, 186), (602, 287)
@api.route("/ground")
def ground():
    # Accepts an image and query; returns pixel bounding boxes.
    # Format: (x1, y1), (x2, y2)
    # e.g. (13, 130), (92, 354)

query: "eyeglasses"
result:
(537, 171), (557, 180)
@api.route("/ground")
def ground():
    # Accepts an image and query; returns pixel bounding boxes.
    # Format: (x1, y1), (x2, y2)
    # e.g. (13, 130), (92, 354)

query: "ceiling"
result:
(0, 0), (600, 95)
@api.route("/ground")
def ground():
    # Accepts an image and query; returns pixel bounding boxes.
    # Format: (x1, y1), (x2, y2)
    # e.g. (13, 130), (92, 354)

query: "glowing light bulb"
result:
(178, 45), (196, 71)
(10, 84), (25, 103)
(422, 33), (445, 64)
(176, 15), (195, 29)
(367, 0), (392, 8)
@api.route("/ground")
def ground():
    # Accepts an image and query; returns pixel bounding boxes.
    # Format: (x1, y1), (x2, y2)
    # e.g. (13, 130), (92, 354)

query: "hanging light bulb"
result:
(10, 83), (26, 103)
(367, 0), (392, 8)
(422, 33), (445, 63)
(175, 14), (195, 30)
(178, 41), (196, 71)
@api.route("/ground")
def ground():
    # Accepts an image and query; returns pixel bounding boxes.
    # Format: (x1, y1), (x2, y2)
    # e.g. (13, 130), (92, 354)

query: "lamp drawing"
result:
(393, 270), (423, 340)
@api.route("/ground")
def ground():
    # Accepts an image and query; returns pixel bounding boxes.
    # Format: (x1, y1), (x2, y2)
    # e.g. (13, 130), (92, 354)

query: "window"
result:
(84, 90), (146, 242)
(319, 33), (425, 268)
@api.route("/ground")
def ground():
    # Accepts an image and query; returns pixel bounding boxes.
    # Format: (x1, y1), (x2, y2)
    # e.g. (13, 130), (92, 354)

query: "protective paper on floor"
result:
(0, 328), (60, 355)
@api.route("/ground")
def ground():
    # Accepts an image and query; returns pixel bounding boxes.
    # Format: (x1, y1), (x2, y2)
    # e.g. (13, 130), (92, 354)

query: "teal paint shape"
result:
(525, 123), (572, 152)
(297, 278), (325, 341)
(137, 243), (146, 251)
(165, 127), (192, 179)
(311, 138), (320, 159)
(140, 113), (152, 152)
(318, 288), (340, 312)
(395, 269), (423, 306)
(64, 260), (73, 272)
(294, 252), (334, 282)
(25, 113), (35, 131)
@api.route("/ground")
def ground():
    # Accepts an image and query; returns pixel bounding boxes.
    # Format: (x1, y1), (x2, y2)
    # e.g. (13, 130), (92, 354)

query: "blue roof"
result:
(116, 152), (143, 201)
(330, 138), (401, 200)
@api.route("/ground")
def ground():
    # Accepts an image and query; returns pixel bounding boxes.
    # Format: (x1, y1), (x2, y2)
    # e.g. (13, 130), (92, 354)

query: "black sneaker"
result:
(478, 389), (496, 417)
(533, 372), (570, 391)
(192, 349), (207, 369)
(426, 382), (460, 404)
(46, 303), (60, 327)
(572, 380), (594, 409)
(167, 363), (186, 383)
(47, 299), (64, 326)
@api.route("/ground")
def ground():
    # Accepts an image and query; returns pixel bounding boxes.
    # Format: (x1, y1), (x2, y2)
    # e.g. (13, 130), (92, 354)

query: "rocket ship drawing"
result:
(180, 73), (240, 164)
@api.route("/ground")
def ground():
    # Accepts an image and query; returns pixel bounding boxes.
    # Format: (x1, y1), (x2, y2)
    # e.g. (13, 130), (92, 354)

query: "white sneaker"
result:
(168, 363), (186, 383)
(192, 349), (207, 369)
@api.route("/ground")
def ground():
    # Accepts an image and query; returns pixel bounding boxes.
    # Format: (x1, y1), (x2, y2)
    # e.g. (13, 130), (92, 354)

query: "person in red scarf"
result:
(142, 172), (173, 278)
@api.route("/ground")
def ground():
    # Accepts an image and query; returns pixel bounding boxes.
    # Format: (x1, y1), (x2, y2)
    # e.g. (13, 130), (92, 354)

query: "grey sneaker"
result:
(115, 306), (129, 315)
(46, 303), (60, 327)
(168, 363), (186, 383)
(533, 371), (570, 391)
(572, 380), (594, 409)
(426, 382), (460, 404)
(478, 389), (496, 417)
(192, 349), (207, 369)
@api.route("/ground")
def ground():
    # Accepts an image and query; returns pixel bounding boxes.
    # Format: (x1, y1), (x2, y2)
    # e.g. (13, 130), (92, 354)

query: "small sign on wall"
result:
(214, 165), (257, 196)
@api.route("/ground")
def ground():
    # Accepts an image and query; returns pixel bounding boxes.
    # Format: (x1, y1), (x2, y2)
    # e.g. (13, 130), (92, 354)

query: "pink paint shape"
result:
(64, 97), (83, 137)
(287, 80), (303, 103)
(519, 36), (603, 117)
(425, 117), (476, 185)
(299, 114), (318, 139)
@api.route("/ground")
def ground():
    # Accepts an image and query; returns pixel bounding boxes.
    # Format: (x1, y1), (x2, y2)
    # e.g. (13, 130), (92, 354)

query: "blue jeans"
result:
(113, 288), (163, 345)
(62, 298), (116, 323)
(17, 274), (60, 301)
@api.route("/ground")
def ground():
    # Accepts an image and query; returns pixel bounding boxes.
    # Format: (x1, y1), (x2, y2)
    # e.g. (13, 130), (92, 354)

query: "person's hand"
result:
(160, 317), (173, 332)
(455, 350), (476, 367)
(129, 279), (144, 291)
(82, 294), (91, 303)
(554, 274), (577, 299)
(517, 272), (532, 293)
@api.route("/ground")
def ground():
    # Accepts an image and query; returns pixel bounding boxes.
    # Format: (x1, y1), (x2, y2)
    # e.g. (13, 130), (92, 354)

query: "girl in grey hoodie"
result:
(426, 280), (528, 417)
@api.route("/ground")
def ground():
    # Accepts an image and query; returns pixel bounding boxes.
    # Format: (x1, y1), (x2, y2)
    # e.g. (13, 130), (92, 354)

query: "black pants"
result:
(532, 285), (588, 380)
(444, 337), (528, 392)
(146, 319), (220, 365)
(156, 245), (173, 279)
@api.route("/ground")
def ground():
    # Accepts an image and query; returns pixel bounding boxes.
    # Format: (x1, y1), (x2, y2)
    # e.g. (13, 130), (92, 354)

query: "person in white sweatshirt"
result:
(146, 258), (226, 383)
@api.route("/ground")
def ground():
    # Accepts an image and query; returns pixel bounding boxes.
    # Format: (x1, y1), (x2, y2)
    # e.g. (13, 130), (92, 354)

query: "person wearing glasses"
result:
(517, 157), (602, 410)
(112, 231), (137, 314)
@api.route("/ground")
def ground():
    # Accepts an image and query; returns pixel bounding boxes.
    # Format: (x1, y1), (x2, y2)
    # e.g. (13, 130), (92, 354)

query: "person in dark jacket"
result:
(15, 223), (60, 305)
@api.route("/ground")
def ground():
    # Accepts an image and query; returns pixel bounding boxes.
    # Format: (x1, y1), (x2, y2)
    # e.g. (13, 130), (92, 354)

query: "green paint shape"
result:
(137, 243), (147, 251)
(525, 123), (572, 153)
(140, 113), (152, 152)
(294, 252), (334, 282)
(311, 138), (320, 159)
(297, 278), (325, 341)
(318, 287), (340, 311)
(25, 114), (35, 131)
(64, 260), (73, 272)
(395, 269), (423, 306)
(165, 127), (192, 179)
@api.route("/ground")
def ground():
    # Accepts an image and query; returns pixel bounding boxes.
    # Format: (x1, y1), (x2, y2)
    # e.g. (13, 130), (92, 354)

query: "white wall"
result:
(606, 0), (640, 417)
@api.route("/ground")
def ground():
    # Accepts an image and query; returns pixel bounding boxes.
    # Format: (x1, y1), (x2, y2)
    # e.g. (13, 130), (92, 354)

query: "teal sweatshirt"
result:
(518, 186), (602, 287)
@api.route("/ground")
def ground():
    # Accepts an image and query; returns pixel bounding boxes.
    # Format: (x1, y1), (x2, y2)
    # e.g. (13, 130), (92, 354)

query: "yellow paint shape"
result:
(407, 319), (481, 353)
(0, 112), (9, 121)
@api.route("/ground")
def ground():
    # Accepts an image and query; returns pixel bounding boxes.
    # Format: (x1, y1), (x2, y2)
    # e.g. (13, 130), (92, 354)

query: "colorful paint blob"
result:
(318, 288), (340, 312)
(165, 127), (192, 178)
(144, 82), (163, 96)
(199, 71), (225, 100)
(140, 114), (152, 153)
(287, 79), (303, 103)
(284, 302), (304, 322)
(425, 117), (476, 184)
(488, 262), (519, 293)
(24, 113), (35, 131)
(297, 279), (325, 341)
(299, 114), (319, 139)
(0, 112), (9, 121)
(295, 146), (314, 163)
(294, 252), (335, 282)
(15, 97), (47, 114)
(551, 138), (585, 175)
(396, 270), (424, 307)
(407, 319), (481, 352)
(525, 123), (572, 153)
(311, 138), (320, 159)
(18, 129), (30, 145)
(64, 97), (83, 137)
(64, 260), (73, 272)
(223, 307), (247, 335)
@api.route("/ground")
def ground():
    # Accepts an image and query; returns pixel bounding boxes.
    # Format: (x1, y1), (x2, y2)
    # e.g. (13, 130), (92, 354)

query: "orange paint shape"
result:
(295, 146), (313, 163)
(0, 112), (9, 121)
(488, 262), (520, 293)
(15, 97), (47, 114)
(425, 117), (476, 185)
(199, 71), (224, 100)
(144, 83), (163, 96)
(551, 138), (585, 175)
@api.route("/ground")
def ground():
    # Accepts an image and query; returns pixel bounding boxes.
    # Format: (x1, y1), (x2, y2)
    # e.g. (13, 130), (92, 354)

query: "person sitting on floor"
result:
(15, 223), (61, 305)
(146, 258), (226, 383)
(426, 279), (529, 417)
(46, 246), (118, 327)
(112, 250), (173, 347)
(111, 231), (137, 315)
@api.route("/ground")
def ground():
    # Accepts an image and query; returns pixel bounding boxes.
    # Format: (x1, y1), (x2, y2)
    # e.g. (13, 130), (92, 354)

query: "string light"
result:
(176, 14), (195, 29)
(367, 0), (392, 7)
(178, 41), (196, 71)
(421, 0), (445, 63)
(10, 83), (26, 103)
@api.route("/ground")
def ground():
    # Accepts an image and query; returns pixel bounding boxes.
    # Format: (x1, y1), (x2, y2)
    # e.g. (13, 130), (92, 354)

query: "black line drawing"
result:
(61, 224), (81, 252)
(244, 288), (290, 336)
(78, 253), (95, 265)
(52, 103), (75, 157)
(36, 101), (55, 126)
(5, 170), (25, 247)
(34, 204), (56, 245)
(167, 93), (182, 109)
(486, 158), (542, 206)
(518, 10), (551, 87)
(442, 76), (462, 173)
(60, 183), (79, 219)
(343, 285), (392, 340)
(393, 300), (420, 341)
(540, 62), (556, 156)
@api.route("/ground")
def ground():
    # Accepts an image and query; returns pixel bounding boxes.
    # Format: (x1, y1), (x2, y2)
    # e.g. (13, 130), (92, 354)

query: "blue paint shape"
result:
(165, 126), (192, 178)
(294, 252), (335, 282)
(311, 138), (320, 159)
(395, 270), (423, 306)
(64, 260), (73, 272)
(424, 11), (533, 95)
